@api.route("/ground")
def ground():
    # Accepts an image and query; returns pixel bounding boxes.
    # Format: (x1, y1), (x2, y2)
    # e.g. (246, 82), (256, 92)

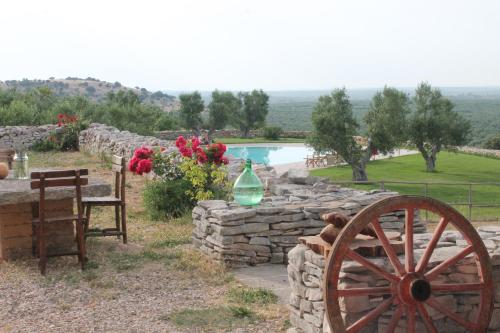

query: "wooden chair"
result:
(82, 155), (127, 243)
(0, 148), (15, 169)
(31, 169), (88, 275)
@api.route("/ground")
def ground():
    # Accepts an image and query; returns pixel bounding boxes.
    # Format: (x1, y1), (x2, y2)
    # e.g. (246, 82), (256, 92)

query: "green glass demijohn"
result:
(233, 159), (264, 206)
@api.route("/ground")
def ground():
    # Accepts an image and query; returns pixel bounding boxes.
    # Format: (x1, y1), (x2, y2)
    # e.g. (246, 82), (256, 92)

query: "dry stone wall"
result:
(287, 226), (500, 333)
(192, 186), (426, 267)
(78, 123), (176, 159)
(0, 125), (57, 150)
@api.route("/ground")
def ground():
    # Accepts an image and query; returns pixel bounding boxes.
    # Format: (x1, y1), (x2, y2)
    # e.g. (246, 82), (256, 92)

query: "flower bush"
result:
(32, 113), (87, 151)
(132, 136), (231, 220)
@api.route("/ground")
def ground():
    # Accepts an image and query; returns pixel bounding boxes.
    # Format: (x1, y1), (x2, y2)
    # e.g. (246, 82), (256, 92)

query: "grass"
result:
(166, 306), (255, 329)
(215, 136), (305, 144)
(227, 287), (278, 305)
(311, 151), (500, 220)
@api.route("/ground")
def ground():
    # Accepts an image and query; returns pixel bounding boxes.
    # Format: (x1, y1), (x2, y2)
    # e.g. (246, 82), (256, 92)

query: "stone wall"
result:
(458, 146), (500, 158)
(156, 129), (310, 140)
(0, 125), (57, 150)
(287, 226), (500, 333)
(78, 123), (176, 159)
(191, 186), (426, 267)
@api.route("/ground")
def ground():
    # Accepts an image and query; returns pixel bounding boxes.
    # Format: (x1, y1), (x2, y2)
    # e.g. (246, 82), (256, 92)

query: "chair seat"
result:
(82, 196), (122, 205)
(32, 215), (82, 224)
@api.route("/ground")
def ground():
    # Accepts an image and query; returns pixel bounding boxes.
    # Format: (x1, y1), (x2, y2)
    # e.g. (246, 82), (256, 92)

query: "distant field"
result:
(311, 152), (500, 221)
(214, 137), (305, 144)
(266, 91), (500, 146)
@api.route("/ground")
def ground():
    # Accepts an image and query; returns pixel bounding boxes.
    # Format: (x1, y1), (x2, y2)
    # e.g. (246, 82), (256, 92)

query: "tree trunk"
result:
(243, 128), (250, 138)
(351, 164), (368, 181)
(425, 151), (437, 172)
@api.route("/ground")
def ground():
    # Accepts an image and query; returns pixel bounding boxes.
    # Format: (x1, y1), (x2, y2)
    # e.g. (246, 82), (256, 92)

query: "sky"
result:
(1, 0), (500, 91)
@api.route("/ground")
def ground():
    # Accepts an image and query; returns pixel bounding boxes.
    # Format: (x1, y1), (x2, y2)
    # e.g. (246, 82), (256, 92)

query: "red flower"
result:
(134, 147), (153, 159)
(191, 137), (201, 150)
(196, 149), (208, 164)
(136, 159), (152, 175)
(128, 156), (140, 172)
(179, 146), (193, 158)
(221, 157), (229, 165)
(57, 114), (64, 119)
(175, 136), (187, 148)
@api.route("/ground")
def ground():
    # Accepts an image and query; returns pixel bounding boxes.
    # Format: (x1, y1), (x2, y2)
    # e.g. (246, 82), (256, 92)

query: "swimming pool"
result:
(226, 145), (314, 165)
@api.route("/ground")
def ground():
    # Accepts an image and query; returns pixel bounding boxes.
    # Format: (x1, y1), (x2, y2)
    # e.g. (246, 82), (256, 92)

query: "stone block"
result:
(249, 237), (271, 246)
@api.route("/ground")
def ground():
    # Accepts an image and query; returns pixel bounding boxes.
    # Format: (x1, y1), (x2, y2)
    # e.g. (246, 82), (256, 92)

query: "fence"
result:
(330, 180), (500, 222)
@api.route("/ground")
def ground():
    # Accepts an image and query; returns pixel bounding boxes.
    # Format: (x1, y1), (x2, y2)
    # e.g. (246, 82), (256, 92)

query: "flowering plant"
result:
(175, 135), (230, 201)
(57, 113), (78, 127)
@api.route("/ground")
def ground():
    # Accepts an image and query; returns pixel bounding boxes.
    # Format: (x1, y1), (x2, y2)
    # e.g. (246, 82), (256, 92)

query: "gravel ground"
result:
(0, 152), (289, 333)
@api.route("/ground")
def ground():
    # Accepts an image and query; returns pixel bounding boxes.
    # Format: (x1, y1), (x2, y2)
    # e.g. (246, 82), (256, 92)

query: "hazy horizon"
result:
(2, 0), (500, 91)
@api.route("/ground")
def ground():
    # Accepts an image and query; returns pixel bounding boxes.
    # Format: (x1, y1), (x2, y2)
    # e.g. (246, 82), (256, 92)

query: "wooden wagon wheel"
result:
(324, 195), (494, 333)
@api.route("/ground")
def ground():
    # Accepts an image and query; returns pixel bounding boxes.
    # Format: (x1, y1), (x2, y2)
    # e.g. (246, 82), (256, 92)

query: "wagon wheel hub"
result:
(397, 273), (432, 304)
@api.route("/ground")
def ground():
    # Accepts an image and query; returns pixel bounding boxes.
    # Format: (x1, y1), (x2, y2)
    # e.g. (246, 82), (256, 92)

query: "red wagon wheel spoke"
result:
(416, 217), (449, 274)
(416, 303), (438, 333)
(345, 248), (400, 283)
(405, 208), (415, 272)
(385, 303), (404, 332)
(406, 305), (416, 333)
(338, 286), (392, 297)
(371, 218), (406, 276)
(425, 297), (476, 330)
(431, 282), (484, 293)
(346, 297), (394, 333)
(424, 245), (474, 281)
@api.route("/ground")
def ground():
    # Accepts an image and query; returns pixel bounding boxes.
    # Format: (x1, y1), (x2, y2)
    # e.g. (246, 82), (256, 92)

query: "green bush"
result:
(263, 126), (282, 140)
(484, 134), (500, 150)
(142, 179), (195, 219)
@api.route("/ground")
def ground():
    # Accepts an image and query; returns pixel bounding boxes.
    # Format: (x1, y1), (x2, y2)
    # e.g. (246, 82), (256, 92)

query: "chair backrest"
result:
(31, 169), (89, 224)
(0, 148), (15, 169)
(111, 156), (126, 201)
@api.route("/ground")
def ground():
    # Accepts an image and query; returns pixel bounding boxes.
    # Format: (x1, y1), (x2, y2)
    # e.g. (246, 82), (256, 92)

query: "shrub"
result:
(143, 179), (195, 219)
(263, 126), (282, 140)
(31, 137), (59, 152)
(484, 134), (500, 150)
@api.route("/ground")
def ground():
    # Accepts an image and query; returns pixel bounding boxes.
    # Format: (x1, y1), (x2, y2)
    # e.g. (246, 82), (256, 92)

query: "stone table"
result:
(0, 170), (111, 260)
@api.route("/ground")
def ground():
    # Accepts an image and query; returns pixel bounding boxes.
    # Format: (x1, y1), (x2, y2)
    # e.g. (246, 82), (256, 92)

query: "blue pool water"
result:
(226, 145), (314, 165)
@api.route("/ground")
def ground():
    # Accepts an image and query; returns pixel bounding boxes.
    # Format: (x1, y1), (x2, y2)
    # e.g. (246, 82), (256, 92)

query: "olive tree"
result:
(208, 90), (241, 132)
(408, 83), (470, 172)
(179, 91), (204, 135)
(308, 87), (410, 181)
(232, 89), (269, 137)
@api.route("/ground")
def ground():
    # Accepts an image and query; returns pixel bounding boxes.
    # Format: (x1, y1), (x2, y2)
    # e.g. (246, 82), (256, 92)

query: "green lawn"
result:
(311, 152), (500, 221)
(214, 137), (305, 144)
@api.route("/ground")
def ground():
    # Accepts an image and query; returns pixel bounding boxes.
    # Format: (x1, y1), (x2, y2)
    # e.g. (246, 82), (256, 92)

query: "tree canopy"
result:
(308, 87), (410, 181)
(408, 82), (471, 171)
(179, 91), (204, 134)
(208, 90), (241, 131)
(233, 90), (269, 137)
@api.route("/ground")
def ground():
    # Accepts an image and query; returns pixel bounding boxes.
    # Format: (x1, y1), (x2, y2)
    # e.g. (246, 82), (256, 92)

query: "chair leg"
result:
(84, 205), (91, 237)
(38, 225), (47, 275)
(76, 220), (86, 270)
(121, 203), (127, 244)
(114, 204), (121, 239)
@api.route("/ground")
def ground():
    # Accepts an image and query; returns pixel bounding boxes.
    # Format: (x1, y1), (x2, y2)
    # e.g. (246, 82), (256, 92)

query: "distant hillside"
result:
(0, 78), (178, 112)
